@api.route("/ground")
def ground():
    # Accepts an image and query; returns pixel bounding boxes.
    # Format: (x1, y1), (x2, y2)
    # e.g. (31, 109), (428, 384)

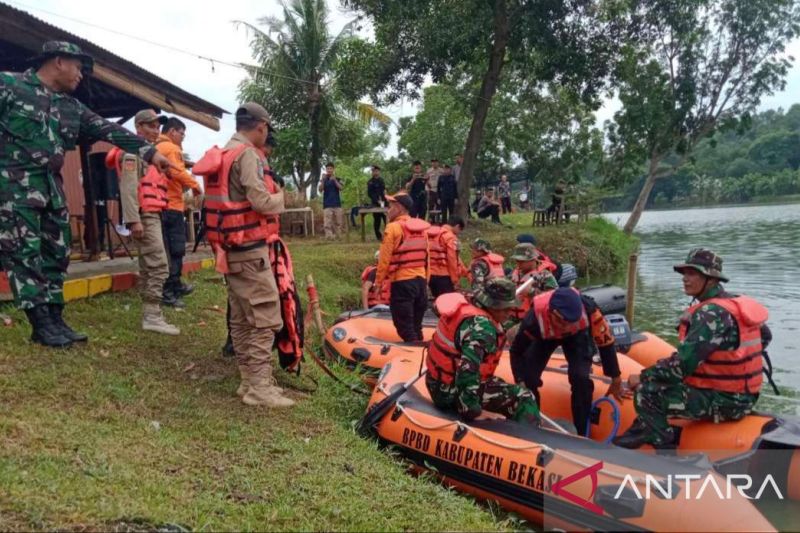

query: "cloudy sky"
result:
(11, 0), (800, 162)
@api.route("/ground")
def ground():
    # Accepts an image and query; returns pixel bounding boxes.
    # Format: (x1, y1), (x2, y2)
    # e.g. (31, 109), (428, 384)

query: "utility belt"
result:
(224, 240), (267, 252)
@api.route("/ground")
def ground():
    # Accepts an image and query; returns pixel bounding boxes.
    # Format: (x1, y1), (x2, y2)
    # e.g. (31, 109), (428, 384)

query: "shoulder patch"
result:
(123, 159), (136, 171)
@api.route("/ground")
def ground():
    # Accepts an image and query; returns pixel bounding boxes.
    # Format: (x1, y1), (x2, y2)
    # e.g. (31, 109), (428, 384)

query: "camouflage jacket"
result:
(511, 267), (558, 296)
(642, 286), (770, 386)
(0, 69), (154, 209)
(452, 315), (502, 419)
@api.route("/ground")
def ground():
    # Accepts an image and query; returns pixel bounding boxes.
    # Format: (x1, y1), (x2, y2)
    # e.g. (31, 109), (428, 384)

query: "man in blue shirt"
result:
(318, 162), (344, 239)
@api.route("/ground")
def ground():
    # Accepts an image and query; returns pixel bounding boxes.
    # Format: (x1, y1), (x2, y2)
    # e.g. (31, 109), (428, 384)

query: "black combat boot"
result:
(49, 303), (88, 342)
(177, 282), (194, 296)
(613, 419), (676, 449)
(161, 289), (186, 308)
(221, 334), (236, 358)
(24, 305), (72, 348)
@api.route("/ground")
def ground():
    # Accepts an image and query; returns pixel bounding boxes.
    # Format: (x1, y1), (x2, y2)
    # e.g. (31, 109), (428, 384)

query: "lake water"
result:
(602, 204), (800, 389)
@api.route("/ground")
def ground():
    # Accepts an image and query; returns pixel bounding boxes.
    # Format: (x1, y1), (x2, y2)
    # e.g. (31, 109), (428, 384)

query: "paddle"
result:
(357, 278), (538, 436)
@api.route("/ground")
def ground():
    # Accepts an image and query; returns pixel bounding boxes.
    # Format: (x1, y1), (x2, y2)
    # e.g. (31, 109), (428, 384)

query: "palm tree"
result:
(237, 0), (390, 198)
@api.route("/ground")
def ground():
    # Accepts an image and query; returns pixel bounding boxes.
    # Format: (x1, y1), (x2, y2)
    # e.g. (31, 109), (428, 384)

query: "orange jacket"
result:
(376, 214), (429, 285)
(156, 134), (201, 211)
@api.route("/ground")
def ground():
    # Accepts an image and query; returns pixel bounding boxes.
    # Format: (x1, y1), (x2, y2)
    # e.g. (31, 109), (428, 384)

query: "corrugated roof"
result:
(0, 2), (228, 128)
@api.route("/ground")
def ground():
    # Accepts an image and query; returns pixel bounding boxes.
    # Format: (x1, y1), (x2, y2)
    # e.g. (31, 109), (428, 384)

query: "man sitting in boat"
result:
(510, 287), (627, 436)
(510, 243), (558, 321)
(426, 278), (541, 425)
(361, 251), (390, 309)
(614, 248), (771, 449)
(468, 239), (506, 290)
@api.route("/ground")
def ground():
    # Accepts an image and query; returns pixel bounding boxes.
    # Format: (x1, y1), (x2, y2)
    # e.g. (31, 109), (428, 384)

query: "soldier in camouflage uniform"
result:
(510, 243), (558, 296)
(469, 238), (506, 290)
(426, 278), (541, 424)
(614, 248), (772, 449)
(0, 41), (171, 347)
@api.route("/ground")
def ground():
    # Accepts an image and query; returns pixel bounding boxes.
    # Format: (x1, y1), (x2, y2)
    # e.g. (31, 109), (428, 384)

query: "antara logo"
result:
(551, 461), (784, 515)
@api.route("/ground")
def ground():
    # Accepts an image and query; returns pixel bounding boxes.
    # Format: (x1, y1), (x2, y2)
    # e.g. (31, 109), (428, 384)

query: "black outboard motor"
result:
(582, 284), (627, 315)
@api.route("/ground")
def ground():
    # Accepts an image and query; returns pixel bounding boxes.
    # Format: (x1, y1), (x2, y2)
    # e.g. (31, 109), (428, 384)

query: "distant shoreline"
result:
(601, 196), (800, 216)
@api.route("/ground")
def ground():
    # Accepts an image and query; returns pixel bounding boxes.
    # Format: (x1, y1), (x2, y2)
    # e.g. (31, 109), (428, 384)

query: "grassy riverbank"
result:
(0, 216), (635, 531)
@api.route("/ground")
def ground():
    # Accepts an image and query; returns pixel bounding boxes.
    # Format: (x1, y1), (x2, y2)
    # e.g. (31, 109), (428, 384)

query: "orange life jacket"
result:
(427, 226), (449, 276)
(469, 253), (505, 282)
(426, 293), (505, 385)
(267, 234), (304, 373)
(105, 147), (168, 213)
(193, 144), (271, 273)
(389, 218), (430, 274)
(681, 296), (767, 394)
(362, 265), (390, 307)
(537, 250), (558, 273)
(532, 288), (590, 339)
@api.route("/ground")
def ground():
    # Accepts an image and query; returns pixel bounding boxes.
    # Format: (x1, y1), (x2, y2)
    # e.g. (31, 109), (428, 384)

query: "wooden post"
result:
(626, 252), (638, 326)
(306, 274), (325, 333)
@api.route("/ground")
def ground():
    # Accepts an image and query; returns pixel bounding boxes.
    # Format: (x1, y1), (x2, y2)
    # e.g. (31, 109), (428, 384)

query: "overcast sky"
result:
(11, 0), (800, 163)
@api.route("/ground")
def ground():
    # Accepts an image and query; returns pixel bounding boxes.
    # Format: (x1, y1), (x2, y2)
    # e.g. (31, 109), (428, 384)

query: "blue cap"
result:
(549, 288), (583, 322)
(516, 233), (537, 246)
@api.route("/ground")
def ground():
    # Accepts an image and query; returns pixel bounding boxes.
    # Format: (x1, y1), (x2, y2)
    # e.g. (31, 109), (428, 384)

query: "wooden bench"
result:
(280, 207), (315, 237)
(358, 207), (388, 242)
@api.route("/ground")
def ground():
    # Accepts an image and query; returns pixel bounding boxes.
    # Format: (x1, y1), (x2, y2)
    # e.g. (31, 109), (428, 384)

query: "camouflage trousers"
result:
(427, 374), (541, 424)
(634, 379), (757, 444)
(0, 204), (70, 309)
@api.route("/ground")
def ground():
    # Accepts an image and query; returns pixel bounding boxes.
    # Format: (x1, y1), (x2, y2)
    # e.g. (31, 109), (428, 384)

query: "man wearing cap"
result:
(469, 238), (505, 290)
(374, 191), (430, 342)
(510, 243), (558, 319)
(510, 287), (627, 436)
(516, 234), (557, 273)
(614, 248), (771, 449)
(0, 41), (172, 347)
(426, 278), (541, 425)
(366, 165), (386, 241)
(157, 117), (202, 305)
(115, 109), (181, 334)
(201, 102), (292, 408)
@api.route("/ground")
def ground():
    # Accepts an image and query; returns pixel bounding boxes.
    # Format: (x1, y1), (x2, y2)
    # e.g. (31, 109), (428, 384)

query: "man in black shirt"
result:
(405, 160), (427, 219)
(366, 164), (387, 240)
(437, 164), (458, 223)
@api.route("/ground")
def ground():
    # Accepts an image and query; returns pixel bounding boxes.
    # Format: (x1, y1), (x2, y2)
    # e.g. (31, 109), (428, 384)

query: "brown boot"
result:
(242, 375), (295, 408)
(236, 366), (251, 397)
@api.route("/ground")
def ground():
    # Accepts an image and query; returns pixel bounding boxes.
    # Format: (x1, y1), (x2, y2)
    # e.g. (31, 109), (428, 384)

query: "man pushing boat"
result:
(425, 278), (541, 425)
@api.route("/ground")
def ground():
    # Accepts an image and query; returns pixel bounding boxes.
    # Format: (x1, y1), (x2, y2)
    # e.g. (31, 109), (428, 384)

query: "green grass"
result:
(0, 216), (634, 531)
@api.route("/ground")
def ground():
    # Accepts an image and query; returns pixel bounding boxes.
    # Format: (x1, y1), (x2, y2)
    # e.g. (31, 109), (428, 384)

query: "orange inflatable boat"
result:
(363, 354), (782, 531)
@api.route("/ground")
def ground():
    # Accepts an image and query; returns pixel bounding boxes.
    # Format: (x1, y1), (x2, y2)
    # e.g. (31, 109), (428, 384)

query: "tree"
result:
(606, 0), (800, 234)
(342, 0), (623, 217)
(237, 0), (389, 198)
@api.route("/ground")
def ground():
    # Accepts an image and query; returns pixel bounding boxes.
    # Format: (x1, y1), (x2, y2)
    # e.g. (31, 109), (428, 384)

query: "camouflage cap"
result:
(471, 238), (491, 253)
(31, 41), (94, 73)
(134, 109), (167, 125)
(473, 278), (521, 310)
(673, 248), (729, 282)
(511, 243), (540, 262)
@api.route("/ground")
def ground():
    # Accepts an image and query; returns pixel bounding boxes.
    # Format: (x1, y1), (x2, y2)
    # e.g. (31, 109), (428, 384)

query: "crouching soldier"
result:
(425, 278), (540, 424)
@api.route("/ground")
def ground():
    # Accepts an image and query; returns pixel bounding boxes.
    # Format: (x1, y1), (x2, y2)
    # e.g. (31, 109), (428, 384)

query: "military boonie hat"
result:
(511, 243), (540, 261)
(471, 238), (491, 252)
(134, 109), (167, 125)
(31, 41), (94, 73)
(673, 247), (729, 283)
(385, 192), (414, 211)
(236, 102), (272, 125)
(474, 278), (520, 310)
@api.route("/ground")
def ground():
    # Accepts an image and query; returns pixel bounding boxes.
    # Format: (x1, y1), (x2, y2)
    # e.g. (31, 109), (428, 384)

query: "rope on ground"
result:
(310, 348), (371, 396)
